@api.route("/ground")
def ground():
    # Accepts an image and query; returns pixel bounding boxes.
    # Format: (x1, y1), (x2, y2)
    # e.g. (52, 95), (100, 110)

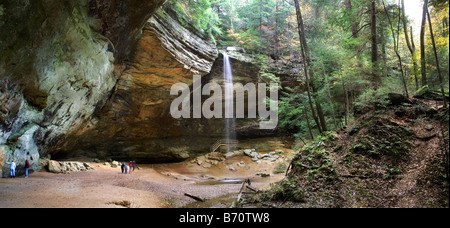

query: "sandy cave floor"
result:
(0, 155), (288, 208)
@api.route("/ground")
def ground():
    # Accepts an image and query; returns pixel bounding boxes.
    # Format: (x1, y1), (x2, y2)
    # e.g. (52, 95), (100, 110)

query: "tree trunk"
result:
(229, 0), (234, 32)
(273, 0), (279, 59)
(381, 25), (388, 78)
(310, 5), (328, 132)
(304, 104), (314, 139)
(382, 0), (409, 97)
(427, 9), (448, 108)
(312, 80), (328, 132)
(259, 0), (263, 54)
(293, 0), (323, 134)
(345, 0), (358, 38)
(401, 0), (419, 91)
(420, 0), (428, 86)
(345, 0), (362, 68)
(410, 28), (420, 90)
(370, 0), (379, 87)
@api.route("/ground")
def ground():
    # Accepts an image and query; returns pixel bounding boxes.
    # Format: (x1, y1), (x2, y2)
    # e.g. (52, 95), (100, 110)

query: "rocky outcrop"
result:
(149, 7), (218, 75)
(59, 9), (279, 162)
(47, 160), (94, 174)
(58, 5), (221, 163)
(88, 0), (167, 62)
(1, 0), (274, 167)
(0, 0), (165, 177)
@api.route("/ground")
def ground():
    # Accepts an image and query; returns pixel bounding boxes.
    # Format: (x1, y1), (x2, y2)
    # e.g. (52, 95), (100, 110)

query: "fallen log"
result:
(184, 193), (204, 202)
(237, 179), (252, 202)
(415, 134), (437, 141)
(246, 185), (259, 193)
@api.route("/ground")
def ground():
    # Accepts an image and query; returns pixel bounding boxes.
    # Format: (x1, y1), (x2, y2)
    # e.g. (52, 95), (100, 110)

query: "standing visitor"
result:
(25, 159), (30, 178)
(129, 161), (133, 174)
(121, 162), (125, 174)
(6, 160), (16, 178)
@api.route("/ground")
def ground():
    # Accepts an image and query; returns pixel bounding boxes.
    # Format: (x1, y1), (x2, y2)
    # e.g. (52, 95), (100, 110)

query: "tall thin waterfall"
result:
(223, 52), (236, 152)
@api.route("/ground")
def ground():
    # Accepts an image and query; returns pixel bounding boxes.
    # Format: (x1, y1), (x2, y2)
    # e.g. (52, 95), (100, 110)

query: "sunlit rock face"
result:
(60, 5), (221, 163)
(1, 0), (267, 167)
(0, 0), (165, 176)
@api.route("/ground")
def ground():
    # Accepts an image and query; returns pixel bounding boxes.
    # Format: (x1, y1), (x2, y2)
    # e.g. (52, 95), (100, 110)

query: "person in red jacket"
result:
(129, 161), (133, 174)
(25, 160), (30, 178)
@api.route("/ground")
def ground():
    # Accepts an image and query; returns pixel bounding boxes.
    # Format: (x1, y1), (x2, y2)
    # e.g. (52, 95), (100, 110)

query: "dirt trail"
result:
(269, 98), (449, 208)
(388, 100), (447, 207)
(0, 154), (287, 208)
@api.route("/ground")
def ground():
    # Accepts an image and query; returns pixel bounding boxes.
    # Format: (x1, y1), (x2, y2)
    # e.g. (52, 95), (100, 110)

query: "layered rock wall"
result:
(0, 0), (165, 176)
(61, 5), (221, 163)
(1, 0), (268, 169)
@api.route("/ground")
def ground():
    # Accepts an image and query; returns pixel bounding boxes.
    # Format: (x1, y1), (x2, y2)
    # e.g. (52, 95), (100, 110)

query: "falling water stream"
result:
(223, 52), (236, 152)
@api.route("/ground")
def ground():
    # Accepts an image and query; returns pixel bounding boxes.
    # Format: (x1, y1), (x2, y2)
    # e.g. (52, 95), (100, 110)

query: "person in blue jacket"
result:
(121, 162), (125, 174)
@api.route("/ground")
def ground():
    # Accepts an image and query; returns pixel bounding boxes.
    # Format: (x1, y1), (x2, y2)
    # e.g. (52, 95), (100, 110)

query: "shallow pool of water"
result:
(196, 176), (283, 186)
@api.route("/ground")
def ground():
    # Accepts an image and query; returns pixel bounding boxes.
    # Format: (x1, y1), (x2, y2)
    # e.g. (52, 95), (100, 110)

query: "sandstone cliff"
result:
(1, 1), (268, 174)
(61, 5), (221, 163)
(0, 0), (165, 176)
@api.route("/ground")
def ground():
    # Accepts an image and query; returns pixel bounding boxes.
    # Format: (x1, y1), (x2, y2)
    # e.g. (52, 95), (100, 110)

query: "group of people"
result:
(4, 159), (31, 178)
(5, 159), (138, 178)
(121, 161), (136, 174)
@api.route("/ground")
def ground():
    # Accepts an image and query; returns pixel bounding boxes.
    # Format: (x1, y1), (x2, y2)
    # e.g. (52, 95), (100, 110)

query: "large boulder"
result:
(413, 86), (449, 101)
(47, 160), (93, 174)
(48, 160), (62, 174)
(388, 93), (412, 105)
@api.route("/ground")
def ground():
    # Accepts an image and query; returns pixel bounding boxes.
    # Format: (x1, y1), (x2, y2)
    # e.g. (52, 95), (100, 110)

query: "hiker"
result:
(124, 163), (128, 174)
(128, 161), (133, 174)
(25, 159), (30, 178)
(132, 161), (136, 172)
(121, 162), (125, 174)
(6, 160), (16, 178)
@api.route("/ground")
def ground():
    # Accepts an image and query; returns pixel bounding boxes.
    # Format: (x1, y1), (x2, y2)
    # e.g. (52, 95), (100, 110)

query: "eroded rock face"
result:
(59, 5), (221, 163)
(88, 0), (167, 62)
(0, 0), (165, 176)
(60, 5), (274, 163)
(1, 0), (269, 166)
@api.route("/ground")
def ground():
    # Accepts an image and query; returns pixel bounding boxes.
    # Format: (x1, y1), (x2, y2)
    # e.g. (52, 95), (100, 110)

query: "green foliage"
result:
(169, 0), (222, 37)
(262, 177), (305, 202)
(292, 132), (338, 180)
(273, 161), (288, 174)
(414, 85), (450, 100)
(226, 28), (261, 51)
(424, 1), (449, 91)
(173, 0), (448, 144)
(349, 114), (413, 163)
(277, 87), (310, 135)
(215, 0), (296, 55)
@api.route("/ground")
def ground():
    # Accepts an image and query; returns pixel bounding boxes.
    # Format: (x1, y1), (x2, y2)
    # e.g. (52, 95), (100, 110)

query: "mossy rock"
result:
(388, 93), (412, 105)
(414, 86), (449, 101)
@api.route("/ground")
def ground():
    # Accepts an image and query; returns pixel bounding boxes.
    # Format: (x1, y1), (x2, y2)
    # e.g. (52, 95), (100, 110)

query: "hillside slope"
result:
(255, 95), (449, 208)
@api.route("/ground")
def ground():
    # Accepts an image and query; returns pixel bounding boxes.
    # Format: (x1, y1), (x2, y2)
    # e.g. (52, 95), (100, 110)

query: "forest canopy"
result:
(170, 0), (449, 139)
